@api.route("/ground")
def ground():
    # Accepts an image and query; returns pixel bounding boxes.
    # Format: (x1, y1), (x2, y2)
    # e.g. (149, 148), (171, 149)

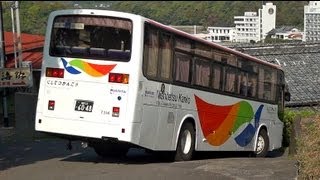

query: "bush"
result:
(282, 110), (295, 147)
(282, 108), (316, 147)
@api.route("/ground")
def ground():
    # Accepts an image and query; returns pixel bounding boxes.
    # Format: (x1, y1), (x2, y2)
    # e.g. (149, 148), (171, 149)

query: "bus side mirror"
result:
(284, 92), (291, 101)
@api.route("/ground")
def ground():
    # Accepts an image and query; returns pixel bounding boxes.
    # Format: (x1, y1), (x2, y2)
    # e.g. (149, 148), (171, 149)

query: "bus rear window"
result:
(49, 15), (132, 61)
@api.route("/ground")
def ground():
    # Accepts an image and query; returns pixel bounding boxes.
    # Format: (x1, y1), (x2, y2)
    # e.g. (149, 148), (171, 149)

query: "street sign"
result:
(0, 67), (32, 87)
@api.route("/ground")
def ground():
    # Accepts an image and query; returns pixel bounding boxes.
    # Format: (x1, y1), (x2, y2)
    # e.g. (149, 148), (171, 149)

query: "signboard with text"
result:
(0, 67), (33, 87)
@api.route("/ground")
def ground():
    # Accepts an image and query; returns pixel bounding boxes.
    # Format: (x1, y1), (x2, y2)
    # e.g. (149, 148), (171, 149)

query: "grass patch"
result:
(295, 115), (320, 179)
(282, 108), (316, 147)
(283, 108), (319, 179)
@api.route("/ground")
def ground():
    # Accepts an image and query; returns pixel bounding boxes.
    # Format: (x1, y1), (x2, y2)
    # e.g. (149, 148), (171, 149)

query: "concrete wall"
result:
(14, 92), (50, 139)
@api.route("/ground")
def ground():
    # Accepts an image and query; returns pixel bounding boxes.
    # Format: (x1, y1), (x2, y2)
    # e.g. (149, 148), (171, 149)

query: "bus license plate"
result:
(75, 100), (94, 112)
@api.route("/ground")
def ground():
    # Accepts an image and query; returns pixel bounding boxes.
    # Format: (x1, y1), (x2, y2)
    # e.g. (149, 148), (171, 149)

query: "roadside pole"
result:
(15, 1), (22, 68)
(0, 2), (9, 127)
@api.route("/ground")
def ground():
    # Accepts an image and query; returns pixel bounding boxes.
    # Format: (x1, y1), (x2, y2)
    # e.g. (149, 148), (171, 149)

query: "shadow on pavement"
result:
(61, 145), (287, 165)
(61, 148), (174, 164)
(0, 137), (86, 171)
(1, 131), (288, 170)
(194, 148), (286, 160)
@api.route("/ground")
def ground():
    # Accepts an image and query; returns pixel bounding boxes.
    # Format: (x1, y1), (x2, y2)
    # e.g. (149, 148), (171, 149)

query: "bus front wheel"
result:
(174, 122), (195, 161)
(253, 129), (269, 157)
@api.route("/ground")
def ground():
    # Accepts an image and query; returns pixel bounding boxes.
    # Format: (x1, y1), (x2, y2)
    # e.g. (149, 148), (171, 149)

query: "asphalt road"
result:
(0, 136), (298, 180)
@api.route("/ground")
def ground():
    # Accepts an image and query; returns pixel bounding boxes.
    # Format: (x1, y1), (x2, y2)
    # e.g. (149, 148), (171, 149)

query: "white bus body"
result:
(35, 9), (286, 160)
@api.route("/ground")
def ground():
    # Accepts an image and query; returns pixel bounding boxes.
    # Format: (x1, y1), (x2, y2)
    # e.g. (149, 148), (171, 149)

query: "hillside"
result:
(1, 1), (309, 35)
(75, 1), (308, 28)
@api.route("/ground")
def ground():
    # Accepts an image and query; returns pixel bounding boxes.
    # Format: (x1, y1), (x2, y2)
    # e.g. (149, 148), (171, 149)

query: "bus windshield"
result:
(49, 15), (132, 61)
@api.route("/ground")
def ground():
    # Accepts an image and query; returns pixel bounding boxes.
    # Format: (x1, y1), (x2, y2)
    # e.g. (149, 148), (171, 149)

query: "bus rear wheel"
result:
(253, 129), (269, 157)
(174, 122), (195, 161)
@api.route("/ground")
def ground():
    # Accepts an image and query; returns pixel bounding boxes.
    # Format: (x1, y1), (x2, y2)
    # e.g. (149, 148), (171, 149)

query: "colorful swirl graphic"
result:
(195, 95), (264, 147)
(61, 58), (116, 77)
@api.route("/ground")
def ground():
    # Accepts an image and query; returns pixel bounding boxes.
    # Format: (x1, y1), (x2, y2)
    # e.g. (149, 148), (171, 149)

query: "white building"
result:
(234, 2), (276, 43)
(206, 27), (236, 42)
(267, 26), (303, 41)
(259, 2), (277, 40)
(234, 12), (260, 43)
(304, 1), (320, 42)
(205, 2), (276, 43)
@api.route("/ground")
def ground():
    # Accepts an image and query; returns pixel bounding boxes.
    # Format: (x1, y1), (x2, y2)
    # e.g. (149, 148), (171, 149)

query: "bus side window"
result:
(159, 33), (173, 80)
(248, 74), (258, 98)
(194, 58), (211, 87)
(174, 52), (191, 83)
(224, 66), (237, 93)
(269, 71), (277, 101)
(239, 71), (248, 96)
(143, 27), (159, 78)
(212, 63), (222, 90)
(258, 66), (276, 101)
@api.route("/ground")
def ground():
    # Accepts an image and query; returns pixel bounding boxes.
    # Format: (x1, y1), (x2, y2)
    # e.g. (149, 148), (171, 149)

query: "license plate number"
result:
(75, 100), (93, 112)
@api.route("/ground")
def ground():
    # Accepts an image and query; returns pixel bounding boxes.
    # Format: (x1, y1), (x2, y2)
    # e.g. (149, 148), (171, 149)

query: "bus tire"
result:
(174, 122), (195, 161)
(253, 129), (269, 157)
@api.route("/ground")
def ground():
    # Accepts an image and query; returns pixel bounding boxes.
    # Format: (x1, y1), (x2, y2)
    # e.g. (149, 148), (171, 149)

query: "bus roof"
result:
(49, 9), (281, 70)
(145, 19), (282, 70)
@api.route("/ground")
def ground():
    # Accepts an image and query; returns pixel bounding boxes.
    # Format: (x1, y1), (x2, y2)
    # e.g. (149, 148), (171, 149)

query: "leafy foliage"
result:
(0, 1), (309, 35)
(282, 108), (316, 147)
(108, 1), (308, 29)
(1, 1), (69, 35)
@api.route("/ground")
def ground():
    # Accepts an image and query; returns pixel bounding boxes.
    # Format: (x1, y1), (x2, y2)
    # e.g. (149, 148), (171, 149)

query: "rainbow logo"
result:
(195, 95), (264, 147)
(61, 58), (116, 77)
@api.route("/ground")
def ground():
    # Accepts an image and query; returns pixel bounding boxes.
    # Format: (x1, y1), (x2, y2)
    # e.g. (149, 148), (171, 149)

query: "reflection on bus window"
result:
(212, 63), (222, 90)
(195, 43), (212, 59)
(144, 28), (159, 78)
(160, 33), (172, 80)
(175, 37), (192, 52)
(248, 74), (258, 98)
(175, 52), (191, 83)
(142, 22), (282, 104)
(50, 15), (132, 61)
(225, 66), (237, 93)
(239, 71), (248, 96)
(258, 66), (277, 101)
(194, 59), (210, 87)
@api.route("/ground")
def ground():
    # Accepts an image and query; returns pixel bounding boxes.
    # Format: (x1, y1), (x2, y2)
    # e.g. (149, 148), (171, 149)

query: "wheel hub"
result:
(256, 136), (265, 154)
(181, 130), (192, 154)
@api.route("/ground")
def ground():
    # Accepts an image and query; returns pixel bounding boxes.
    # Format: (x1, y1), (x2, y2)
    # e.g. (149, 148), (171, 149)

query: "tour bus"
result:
(35, 9), (290, 161)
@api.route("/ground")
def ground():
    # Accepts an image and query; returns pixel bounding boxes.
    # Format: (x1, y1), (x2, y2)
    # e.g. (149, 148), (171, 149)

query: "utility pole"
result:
(10, 1), (17, 68)
(0, 1), (9, 127)
(0, 3), (4, 69)
(11, 1), (22, 68)
(15, 1), (22, 68)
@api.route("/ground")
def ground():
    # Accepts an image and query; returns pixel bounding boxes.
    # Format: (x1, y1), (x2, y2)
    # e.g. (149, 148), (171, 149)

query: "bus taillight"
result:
(48, 100), (55, 110)
(112, 107), (120, 117)
(109, 73), (129, 84)
(46, 68), (64, 78)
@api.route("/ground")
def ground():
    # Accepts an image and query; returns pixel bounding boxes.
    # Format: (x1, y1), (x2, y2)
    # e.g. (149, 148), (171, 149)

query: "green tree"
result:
(0, 1), (310, 35)
(2, 1), (69, 35)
